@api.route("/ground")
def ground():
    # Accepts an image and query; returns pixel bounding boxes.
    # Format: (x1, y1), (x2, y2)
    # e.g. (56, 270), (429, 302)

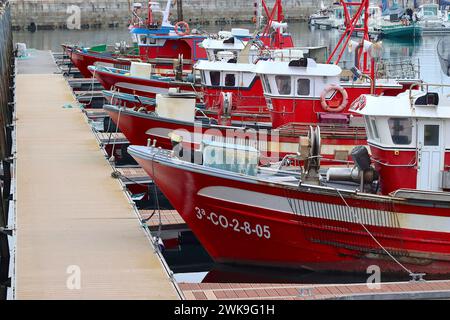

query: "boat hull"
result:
(381, 25), (423, 39)
(62, 45), (135, 78)
(129, 146), (450, 274)
(92, 67), (199, 98)
(104, 105), (367, 162)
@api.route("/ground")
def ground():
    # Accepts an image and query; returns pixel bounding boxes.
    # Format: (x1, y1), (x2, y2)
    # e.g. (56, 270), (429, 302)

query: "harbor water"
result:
(13, 22), (450, 86)
(12, 22), (450, 285)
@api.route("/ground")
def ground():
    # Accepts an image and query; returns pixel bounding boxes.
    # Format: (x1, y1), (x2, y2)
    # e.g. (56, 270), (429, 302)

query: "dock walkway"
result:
(13, 50), (178, 299)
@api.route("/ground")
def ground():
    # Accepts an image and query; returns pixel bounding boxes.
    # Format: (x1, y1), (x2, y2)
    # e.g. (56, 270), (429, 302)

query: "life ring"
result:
(175, 21), (190, 36)
(320, 84), (348, 113)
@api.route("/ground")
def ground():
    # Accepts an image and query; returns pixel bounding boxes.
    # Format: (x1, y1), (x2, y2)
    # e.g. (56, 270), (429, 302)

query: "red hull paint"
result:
(64, 47), (133, 79)
(105, 106), (367, 162)
(268, 85), (412, 128)
(130, 148), (450, 274)
(137, 34), (294, 61)
(203, 76), (269, 116)
(370, 146), (418, 195)
(93, 68), (199, 98)
(370, 145), (450, 194)
(139, 37), (207, 61)
(63, 45), (191, 79)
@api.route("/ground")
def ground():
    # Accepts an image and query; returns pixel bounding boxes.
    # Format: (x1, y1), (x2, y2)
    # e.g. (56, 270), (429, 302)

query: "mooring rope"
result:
(109, 106), (122, 163)
(334, 188), (421, 279)
(150, 147), (163, 243)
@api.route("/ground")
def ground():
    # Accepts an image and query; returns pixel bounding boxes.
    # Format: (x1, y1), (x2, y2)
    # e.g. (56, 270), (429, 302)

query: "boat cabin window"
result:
(370, 118), (380, 140)
(262, 75), (272, 94)
(200, 71), (206, 85)
(424, 5), (438, 16)
(388, 118), (413, 145)
(415, 93), (439, 106)
(365, 116), (375, 140)
(225, 74), (236, 87)
(424, 125), (440, 146)
(275, 75), (292, 95)
(139, 35), (157, 45)
(297, 78), (311, 96)
(139, 35), (147, 44)
(210, 71), (221, 86)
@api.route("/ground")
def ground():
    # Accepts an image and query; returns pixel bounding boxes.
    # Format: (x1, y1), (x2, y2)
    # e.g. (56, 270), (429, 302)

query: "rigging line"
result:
(334, 188), (417, 277)
(141, 183), (159, 223)
(151, 148), (163, 240)
(109, 105), (122, 163)
(106, 91), (118, 145)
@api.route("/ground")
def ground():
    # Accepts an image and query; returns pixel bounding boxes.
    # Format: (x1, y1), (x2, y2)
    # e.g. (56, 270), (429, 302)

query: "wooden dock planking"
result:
(141, 210), (187, 231)
(83, 108), (108, 120)
(115, 167), (152, 185)
(96, 132), (129, 145)
(180, 280), (450, 300)
(14, 51), (178, 299)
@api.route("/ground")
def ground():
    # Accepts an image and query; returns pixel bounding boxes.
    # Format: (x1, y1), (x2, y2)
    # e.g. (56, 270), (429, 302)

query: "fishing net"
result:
(437, 37), (450, 77)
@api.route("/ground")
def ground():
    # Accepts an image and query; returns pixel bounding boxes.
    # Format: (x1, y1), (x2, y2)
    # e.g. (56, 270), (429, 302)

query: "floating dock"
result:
(180, 280), (450, 300)
(12, 50), (179, 299)
(6, 48), (450, 301)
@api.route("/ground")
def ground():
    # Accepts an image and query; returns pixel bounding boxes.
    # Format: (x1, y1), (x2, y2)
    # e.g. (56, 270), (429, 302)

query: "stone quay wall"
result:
(10, 0), (322, 31)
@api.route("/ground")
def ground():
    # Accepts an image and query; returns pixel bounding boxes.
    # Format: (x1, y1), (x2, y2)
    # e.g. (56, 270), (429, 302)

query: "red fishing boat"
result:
(128, 84), (450, 275)
(62, 1), (182, 78)
(90, 64), (200, 98)
(64, 0), (293, 78)
(103, 0), (419, 163)
(104, 58), (371, 162)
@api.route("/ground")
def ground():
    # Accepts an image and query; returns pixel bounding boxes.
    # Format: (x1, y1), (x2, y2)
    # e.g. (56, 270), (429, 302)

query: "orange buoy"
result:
(320, 84), (349, 113)
(174, 21), (190, 36)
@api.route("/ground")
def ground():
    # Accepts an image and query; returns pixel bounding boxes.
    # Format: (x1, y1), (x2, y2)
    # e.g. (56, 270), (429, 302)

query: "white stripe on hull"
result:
(197, 186), (450, 234)
(145, 126), (357, 155)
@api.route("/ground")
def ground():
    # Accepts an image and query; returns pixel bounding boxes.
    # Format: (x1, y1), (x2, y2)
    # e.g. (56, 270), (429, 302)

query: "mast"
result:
(147, 0), (154, 26)
(327, 0), (371, 73)
(261, 0), (285, 49)
(161, 0), (172, 26)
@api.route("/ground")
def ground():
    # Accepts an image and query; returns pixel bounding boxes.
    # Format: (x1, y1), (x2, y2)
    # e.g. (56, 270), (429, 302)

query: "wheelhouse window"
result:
(371, 118), (380, 140)
(262, 75), (272, 94)
(297, 78), (311, 96)
(424, 125), (440, 146)
(210, 71), (221, 86)
(139, 35), (147, 44)
(365, 116), (374, 140)
(388, 118), (413, 145)
(275, 75), (291, 95)
(225, 74), (236, 87)
(200, 71), (206, 85)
